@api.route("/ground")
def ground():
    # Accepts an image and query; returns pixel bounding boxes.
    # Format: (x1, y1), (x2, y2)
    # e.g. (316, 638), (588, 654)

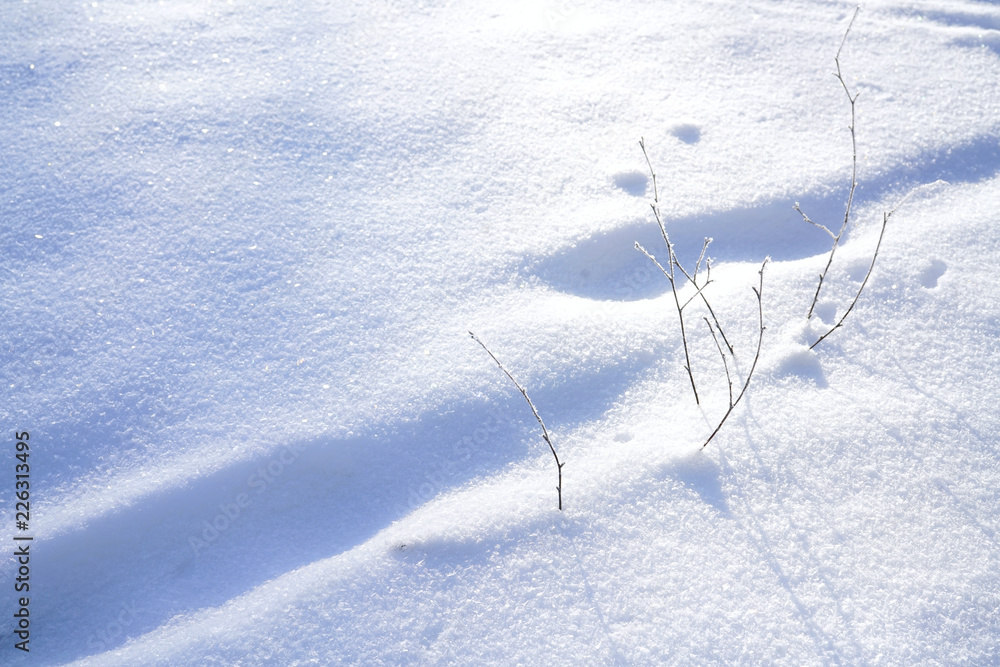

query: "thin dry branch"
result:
(693, 237), (712, 282)
(705, 317), (733, 406)
(681, 279), (715, 310)
(640, 136), (660, 206)
(809, 212), (887, 349)
(639, 140), (734, 357)
(635, 242), (699, 404)
(702, 258), (768, 449)
(794, 204), (835, 240)
(638, 138), (674, 264)
(469, 332), (564, 510)
(671, 240), (735, 353)
(800, 6), (861, 320)
(638, 138), (742, 398)
(808, 181), (939, 348)
(693, 281), (733, 354)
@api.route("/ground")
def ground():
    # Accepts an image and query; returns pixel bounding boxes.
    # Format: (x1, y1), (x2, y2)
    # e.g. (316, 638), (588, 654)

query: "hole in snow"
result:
(813, 302), (836, 325)
(670, 123), (702, 144)
(612, 170), (648, 196)
(919, 259), (947, 288)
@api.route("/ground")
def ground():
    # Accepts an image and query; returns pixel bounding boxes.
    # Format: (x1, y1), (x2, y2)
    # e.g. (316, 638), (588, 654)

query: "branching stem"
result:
(681, 279), (715, 311)
(809, 213), (886, 349)
(675, 239), (734, 354)
(638, 138), (740, 402)
(702, 258), (768, 448)
(636, 242), (699, 404)
(800, 6), (861, 321)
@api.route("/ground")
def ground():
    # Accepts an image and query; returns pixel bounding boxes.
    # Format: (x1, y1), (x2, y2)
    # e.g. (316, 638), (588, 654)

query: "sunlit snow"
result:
(2, 0), (999, 664)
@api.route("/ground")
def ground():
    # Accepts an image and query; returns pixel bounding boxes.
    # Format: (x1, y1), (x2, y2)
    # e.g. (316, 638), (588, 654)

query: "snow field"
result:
(1, 0), (999, 664)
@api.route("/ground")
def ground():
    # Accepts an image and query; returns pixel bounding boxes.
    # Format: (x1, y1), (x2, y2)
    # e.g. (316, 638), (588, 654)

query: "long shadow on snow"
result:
(0, 354), (652, 665)
(895, 7), (1000, 57)
(525, 132), (1000, 302)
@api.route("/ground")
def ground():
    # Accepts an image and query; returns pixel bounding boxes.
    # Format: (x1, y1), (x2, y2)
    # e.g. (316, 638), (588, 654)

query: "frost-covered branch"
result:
(809, 182), (941, 348)
(798, 6), (861, 322)
(638, 138), (741, 404)
(469, 332), (564, 510)
(635, 241), (700, 404)
(702, 258), (768, 448)
(705, 317), (733, 406)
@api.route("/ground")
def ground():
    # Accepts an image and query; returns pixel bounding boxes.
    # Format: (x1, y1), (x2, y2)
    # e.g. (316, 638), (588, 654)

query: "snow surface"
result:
(2, 0), (1000, 664)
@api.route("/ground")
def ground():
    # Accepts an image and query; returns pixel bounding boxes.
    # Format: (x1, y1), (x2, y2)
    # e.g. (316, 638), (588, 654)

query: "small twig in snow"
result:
(705, 317), (733, 407)
(800, 6), (861, 321)
(809, 213), (887, 349)
(635, 241), (699, 404)
(693, 237), (712, 282)
(702, 258), (768, 448)
(469, 332), (564, 510)
(809, 181), (942, 348)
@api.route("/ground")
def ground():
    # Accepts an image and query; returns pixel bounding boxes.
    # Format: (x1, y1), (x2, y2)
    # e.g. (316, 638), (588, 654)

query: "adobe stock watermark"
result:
(86, 600), (143, 652)
(394, 405), (511, 515)
(609, 256), (656, 304)
(188, 442), (306, 556)
(543, 0), (580, 29)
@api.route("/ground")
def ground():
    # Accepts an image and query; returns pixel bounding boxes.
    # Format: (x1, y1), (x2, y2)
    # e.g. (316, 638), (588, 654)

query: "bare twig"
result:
(705, 317), (733, 406)
(640, 136), (659, 206)
(637, 139), (769, 446)
(634, 242), (670, 279)
(469, 332), (564, 510)
(706, 308), (733, 355)
(681, 279), (715, 310)
(635, 242), (699, 404)
(698, 260), (734, 354)
(794, 204), (835, 240)
(694, 237), (712, 282)
(808, 181), (940, 348)
(802, 9), (937, 349)
(677, 261), (735, 353)
(801, 6), (861, 320)
(638, 138), (674, 270)
(702, 258), (768, 448)
(639, 139), (734, 358)
(809, 212), (887, 349)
